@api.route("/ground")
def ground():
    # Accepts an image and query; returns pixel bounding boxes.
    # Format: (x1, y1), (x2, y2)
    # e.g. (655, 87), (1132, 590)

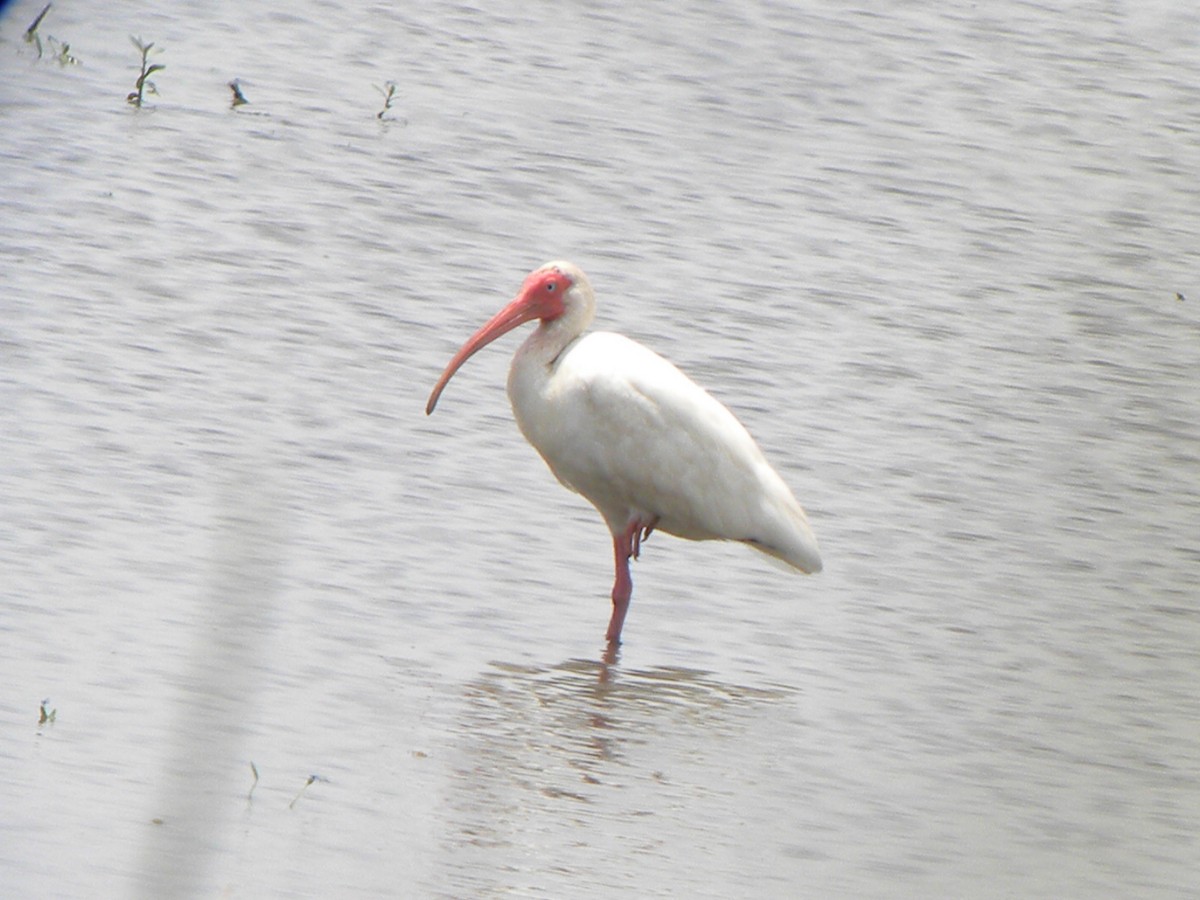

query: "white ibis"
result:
(426, 261), (821, 644)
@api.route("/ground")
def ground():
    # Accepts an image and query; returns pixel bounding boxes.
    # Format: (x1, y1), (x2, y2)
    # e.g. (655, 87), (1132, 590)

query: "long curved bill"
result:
(425, 293), (542, 415)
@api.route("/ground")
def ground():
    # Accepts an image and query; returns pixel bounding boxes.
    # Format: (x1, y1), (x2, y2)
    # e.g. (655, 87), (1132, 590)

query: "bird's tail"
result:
(744, 497), (822, 574)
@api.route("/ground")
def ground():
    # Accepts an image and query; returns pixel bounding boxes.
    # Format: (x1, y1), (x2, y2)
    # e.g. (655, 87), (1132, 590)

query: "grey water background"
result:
(2, 0), (1198, 896)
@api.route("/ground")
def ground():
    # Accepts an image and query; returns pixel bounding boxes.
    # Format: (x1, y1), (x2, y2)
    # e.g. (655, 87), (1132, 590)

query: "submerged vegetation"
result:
(126, 35), (165, 107)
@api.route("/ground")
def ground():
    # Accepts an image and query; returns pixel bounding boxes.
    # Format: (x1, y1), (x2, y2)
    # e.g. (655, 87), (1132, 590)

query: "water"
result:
(2, 1), (1198, 897)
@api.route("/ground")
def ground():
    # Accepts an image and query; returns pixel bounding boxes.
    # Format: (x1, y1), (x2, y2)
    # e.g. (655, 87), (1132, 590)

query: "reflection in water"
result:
(469, 650), (789, 779)
(433, 649), (794, 893)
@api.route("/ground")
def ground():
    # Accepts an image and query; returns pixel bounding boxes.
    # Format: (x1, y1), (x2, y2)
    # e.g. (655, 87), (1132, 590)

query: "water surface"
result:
(2, 1), (1198, 897)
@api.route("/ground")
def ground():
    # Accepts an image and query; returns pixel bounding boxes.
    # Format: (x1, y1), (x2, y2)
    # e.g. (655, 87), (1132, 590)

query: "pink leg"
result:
(605, 516), (659, 645)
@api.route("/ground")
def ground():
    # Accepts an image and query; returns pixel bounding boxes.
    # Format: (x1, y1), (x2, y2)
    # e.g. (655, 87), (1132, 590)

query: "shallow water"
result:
(2, 1), (1198, 897)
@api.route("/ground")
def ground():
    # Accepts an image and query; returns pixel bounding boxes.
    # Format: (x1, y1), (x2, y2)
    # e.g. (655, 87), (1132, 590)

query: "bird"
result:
(425, 261), (821, 644)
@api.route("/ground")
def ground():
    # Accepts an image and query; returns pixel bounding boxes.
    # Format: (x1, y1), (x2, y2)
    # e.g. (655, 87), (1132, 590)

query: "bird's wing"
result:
(535, 332), (818, 571)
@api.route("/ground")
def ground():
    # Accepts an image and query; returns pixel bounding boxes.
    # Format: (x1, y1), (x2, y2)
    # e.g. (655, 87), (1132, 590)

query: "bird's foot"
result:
(630, 515), (660, 560)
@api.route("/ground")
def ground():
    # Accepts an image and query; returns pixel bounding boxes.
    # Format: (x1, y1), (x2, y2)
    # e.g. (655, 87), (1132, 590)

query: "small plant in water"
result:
(289, 773), (324, 809)
(246, 760), (260, 804)
(228, 79), (249, 108)
(127, 35), (165, 107)
(49, 37), (79, 66)
(375, 81), (398, 120)
(23, 3), (52, 58)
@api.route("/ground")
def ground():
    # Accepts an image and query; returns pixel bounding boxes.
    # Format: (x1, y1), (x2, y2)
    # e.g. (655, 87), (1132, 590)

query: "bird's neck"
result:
(506, 317), (583, 426)
(512, 317), (580, 376)
(507, 287), (594, 420)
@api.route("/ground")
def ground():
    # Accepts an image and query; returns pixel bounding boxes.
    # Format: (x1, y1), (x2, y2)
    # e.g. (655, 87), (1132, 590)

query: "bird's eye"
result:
(546, 283), (556, 291)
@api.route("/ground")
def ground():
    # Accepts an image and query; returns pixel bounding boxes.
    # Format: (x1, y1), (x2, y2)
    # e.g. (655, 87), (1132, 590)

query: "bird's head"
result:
(515, 263), (572, 320)
(425, 261), (595, 414)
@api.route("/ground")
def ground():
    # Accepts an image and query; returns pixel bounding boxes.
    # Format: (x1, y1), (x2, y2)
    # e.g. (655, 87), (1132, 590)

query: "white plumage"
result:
(427, 261), (821, 643)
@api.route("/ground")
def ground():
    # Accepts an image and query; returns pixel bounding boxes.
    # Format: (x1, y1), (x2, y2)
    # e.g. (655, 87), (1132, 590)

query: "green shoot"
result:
(127, 36), (165, 107)
(375, 81), (398, 120)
